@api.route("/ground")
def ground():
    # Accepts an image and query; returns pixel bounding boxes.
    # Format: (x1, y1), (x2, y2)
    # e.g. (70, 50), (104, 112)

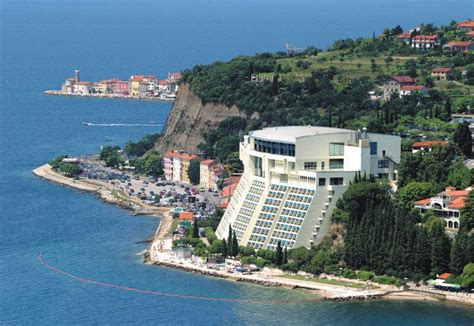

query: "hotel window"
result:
(329, 143), (344, 156)
(329, 177), (344, 185)
(321, 161), (325, 170)
(319, 178), (326, 186)
(289, 162), (296, 171)
(304, 162), (317, 170)
(378, 159), (389, 168)
(329, 159), (344, 170)
(370, 142), (378, 155)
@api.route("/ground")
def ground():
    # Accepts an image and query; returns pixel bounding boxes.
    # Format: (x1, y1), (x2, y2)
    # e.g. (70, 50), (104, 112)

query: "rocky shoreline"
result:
(33, 163), (474, 306)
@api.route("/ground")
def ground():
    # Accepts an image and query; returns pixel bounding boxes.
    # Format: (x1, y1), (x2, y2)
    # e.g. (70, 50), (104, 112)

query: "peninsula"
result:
(44, 70), (181, 102)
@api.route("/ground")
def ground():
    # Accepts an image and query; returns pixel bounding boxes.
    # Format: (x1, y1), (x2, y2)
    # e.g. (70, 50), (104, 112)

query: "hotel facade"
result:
(215, 126), (400, 250)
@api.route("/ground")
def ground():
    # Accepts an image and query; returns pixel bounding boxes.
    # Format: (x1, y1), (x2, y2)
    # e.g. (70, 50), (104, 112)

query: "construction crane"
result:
(285, 42), (306, 55)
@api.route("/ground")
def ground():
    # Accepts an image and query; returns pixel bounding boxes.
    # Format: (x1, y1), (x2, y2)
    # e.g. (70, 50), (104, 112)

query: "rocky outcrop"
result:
(155, 83), (250, 153)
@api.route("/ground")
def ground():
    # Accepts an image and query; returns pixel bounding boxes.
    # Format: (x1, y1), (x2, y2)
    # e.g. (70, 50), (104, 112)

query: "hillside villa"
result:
(414, 186), (472, 231)
(411, 141), (449, 154)
(431, 67), (452, 81)
(383, 75), (416, 100)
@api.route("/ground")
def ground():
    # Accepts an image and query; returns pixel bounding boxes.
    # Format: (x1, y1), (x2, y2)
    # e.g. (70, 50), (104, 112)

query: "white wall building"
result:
(215, 126), (401, 250)
(172, 156), (182, 183)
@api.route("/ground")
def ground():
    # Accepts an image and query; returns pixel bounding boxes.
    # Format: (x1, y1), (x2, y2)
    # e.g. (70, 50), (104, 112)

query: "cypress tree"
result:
(282, 247), (288, 265)
(275, 241), (283, 266)
(430, 222), (451, 275)
(192, 219), (199, 238)
(231, 231), (239, 257)
(227, 226), (233, 254)
(271, 75), (279, 95)
(453, 122), (472, 157)
(222, 239), (228, 258)
(444, 97), (452, 119)
(414, 226), (431, 276)
(450, 231), (467, 274)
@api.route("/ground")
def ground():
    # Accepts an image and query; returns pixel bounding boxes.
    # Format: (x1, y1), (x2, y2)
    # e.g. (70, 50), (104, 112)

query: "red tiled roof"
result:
(200, 159), (214, 165)
(448, 197), (466, 209)
(412, 141), (448, 148)
(447, 41), (473, 47)
(467, 31), (474, 37)
(130, 75), (156, 82)
(457, 20), (474, 28)
(76, 81), (91, 85)
(158, 80), (168, 85)
(432, 67), (451, 73)
(392, 75), (415, 83)
(181, 153), (198, 161)
(412, 35), (437, 41)
(220, 183), (238, 198)
(396, 32), (411, 39)
(179, 211), (193, 220)
(414, 198), (431, 206)
(400, 85), (427, 91)
(437, 273), (452, 280)
(445, 190), (469, 197)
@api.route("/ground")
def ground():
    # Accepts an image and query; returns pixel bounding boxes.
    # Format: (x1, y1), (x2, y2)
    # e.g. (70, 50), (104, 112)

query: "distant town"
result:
(44, 70), (182, 101)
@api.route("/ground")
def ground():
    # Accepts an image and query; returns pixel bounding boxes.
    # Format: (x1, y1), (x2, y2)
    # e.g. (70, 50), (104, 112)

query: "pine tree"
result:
(192, 219), (199, 238)
(231, 231), (239, 257)
(275, 241), (283, 266)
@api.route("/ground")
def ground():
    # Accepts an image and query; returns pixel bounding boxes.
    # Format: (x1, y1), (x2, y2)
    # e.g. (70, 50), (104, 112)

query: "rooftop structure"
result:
(215, 126), (401, 250)
(411, 141), (448, 153)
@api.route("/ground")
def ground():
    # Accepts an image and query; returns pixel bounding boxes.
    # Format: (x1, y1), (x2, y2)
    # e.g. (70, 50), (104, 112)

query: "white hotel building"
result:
(215, 126), (400, 250)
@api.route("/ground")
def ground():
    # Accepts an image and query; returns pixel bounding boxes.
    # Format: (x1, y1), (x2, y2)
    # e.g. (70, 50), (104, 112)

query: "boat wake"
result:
(82, 122), (162, 127)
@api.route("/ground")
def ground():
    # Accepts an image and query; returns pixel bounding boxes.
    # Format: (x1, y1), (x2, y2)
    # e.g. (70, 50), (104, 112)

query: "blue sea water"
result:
(1, 0), (473, 324)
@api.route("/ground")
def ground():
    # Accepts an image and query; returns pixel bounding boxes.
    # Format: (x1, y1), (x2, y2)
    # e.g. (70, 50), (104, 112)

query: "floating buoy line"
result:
(38, 252), (321, 305)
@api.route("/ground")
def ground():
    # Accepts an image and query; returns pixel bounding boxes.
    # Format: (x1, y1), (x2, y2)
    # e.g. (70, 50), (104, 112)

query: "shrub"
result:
(356, 270), (375, 281)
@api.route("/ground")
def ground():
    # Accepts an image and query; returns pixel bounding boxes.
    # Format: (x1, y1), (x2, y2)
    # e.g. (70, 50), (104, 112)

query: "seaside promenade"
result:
(33, 163), (474, 306)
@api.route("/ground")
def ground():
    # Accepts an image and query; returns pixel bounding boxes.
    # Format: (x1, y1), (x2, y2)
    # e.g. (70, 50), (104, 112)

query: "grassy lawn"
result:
(435, 80), (474, 98)
(278, 274), (379, 289)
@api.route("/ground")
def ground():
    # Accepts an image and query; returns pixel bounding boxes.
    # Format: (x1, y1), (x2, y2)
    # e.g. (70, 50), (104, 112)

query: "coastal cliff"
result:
(155, 83), (249, 153)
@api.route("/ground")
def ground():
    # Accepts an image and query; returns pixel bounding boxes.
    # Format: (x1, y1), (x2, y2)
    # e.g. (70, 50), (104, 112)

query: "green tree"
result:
(231, 231), (239, 257)
(222, 239), (228, 257)
(188, 158), (201, 185)
(447, 162), (474, 189)
(59, 163), (82, 178)
(460, 263), (474, 288)
(429, 221), (451, 275)
(282, 247), (288, 265)
(100, 146), (124, 168)
(453, 122), (472, 157)
(227, 226), (233, 255)
(275, 241), (283, 266)
(192, 219), (199, 238)
(397, 182), (436, 205)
